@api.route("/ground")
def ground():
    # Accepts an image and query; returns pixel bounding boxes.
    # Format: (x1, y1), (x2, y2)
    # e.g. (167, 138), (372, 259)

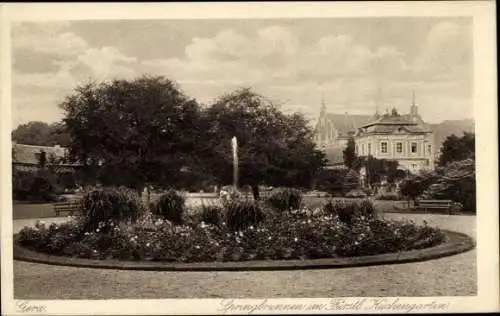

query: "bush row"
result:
(74, 186), (307, 232)
(16, 199), (445, 262)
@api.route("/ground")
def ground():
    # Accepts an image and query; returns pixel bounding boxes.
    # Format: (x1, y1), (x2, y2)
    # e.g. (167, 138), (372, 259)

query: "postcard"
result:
(1, 2), (498, 315)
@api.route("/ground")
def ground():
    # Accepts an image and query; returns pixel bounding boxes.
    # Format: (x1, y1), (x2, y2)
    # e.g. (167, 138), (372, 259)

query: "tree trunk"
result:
(251, 185), (260, 201)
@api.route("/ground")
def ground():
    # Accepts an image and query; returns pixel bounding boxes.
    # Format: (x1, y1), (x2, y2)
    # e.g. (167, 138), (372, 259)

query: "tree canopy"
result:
(399, 170), (439, 203)
(196, 88), (325, 199)
(422, 159), (475, 212)
(438, 132), (475, 166)
(400, 158), (476, 212)
(12, 121), (71, 146)
(60, 75), (201, 191)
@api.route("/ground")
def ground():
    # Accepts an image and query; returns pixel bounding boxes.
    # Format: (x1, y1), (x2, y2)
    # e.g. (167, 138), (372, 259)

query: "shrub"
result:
(323, 199), (377, 225)
(12, 169), (59, 202)
(265, 187), (303, 212)
(80, 186), (145, 231)
(200, 203), (225, 227)
(375, 192), (402, 200)
(17, 219), (85, 253)
(225, 199), (265, 231)
(152, 189), (186, 224)
(421, 159), (476, 213)
(312, 169), (359, 195)
(358, 199), (377, 219)
(16, 209), (446, 263)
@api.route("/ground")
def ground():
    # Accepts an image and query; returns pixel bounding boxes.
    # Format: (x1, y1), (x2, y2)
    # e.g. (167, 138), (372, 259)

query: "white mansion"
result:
(314, 95), (435, 173)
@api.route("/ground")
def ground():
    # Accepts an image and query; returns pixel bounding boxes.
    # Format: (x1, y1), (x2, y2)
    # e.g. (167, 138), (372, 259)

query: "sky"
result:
(11, 17), (473, 128)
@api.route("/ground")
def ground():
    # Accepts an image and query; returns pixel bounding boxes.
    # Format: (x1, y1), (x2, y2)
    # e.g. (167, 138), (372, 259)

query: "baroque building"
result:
(314, 94), (435, 173)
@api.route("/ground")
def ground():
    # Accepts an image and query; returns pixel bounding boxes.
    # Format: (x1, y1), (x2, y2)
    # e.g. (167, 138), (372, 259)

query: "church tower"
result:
(314, 94), (338, 149)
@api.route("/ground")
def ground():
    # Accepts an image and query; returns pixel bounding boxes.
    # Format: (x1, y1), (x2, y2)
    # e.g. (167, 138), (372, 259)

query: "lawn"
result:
(13, 203), (57, 220)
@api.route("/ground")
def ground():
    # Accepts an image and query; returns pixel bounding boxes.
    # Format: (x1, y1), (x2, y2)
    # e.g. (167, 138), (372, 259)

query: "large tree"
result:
(422, 159), (476, 212)
(438, 132), (475, 166)
(60, 75), (201, 194)
(12, 121), (71, 146)
(197, 88), (325, 199)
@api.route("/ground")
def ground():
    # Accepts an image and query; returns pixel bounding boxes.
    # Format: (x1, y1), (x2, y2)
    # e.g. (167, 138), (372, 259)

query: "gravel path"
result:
(13, 213), (476, 299)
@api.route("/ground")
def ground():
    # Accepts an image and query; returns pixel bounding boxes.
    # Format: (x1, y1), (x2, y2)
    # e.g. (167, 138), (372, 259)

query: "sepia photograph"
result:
(1, 2), (498, 315)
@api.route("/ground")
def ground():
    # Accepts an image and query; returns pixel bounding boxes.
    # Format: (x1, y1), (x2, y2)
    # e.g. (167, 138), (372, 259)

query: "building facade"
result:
(314, 95), (435, 173)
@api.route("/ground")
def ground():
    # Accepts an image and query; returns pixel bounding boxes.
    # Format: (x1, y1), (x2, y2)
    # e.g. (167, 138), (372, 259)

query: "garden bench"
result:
(53, 201), (81, 217)
(415, 199), (461, 214)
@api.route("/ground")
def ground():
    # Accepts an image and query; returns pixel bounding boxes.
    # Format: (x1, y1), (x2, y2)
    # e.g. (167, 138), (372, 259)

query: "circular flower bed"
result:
(15, 202), (446, 263)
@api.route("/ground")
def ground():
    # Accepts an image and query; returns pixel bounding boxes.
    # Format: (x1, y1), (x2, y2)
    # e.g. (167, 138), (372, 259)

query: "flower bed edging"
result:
(13, 230), (475, 271)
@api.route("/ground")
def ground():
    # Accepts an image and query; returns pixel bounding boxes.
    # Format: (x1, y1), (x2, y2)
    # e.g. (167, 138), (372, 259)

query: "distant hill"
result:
(430, 119), (475, 151)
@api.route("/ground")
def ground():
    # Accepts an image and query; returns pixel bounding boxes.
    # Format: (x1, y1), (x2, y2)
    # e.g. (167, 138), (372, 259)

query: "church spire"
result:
(410, 90), (418, 116)
(320, 92), (327, 116)
(373, 86), (382, 119)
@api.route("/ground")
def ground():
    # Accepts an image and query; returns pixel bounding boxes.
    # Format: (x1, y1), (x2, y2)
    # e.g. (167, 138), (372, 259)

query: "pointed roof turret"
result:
(320, 94), (327, 115)
(410, 90), (418, 116)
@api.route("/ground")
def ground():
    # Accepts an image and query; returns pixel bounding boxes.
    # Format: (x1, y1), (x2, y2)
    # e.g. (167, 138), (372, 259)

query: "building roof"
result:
(358, 111), (432, 135)
(12, 143), (71, 165)
(324, 113), (373, 136)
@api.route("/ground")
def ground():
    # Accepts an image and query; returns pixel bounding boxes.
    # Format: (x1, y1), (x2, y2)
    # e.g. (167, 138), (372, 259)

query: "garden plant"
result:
(15, 187), (446, 263)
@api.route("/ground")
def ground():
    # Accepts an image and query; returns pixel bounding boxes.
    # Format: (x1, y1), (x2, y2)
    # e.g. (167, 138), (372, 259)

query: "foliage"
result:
(224, 199), (266, 231)
(199, 203), (225, 227)
(12, 169), (60, 202)
(80, 186), (146, 231)
(323, 199), (377, 225)
(438, 132), (475, 166)
(375, 192), (403, 201)
(196, 88), (325, 200)
(55, 171), (78, 190)
(11, 121), (71, 147)
(399, 170), (439, 203)
(265, 187), (303, 212)
(312, 168), (358, 195)
(151, 189), (186, 224)
(343, 138), (357, 169)
(353, 155), (403, 186)
(422, 159), (476, 212)
(60, 76), (201, 191)
(16, 203), (445, 262)
(399, 158), (476, 213)
(343, 169), (360, 192)
(16, 219), (85, 254)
